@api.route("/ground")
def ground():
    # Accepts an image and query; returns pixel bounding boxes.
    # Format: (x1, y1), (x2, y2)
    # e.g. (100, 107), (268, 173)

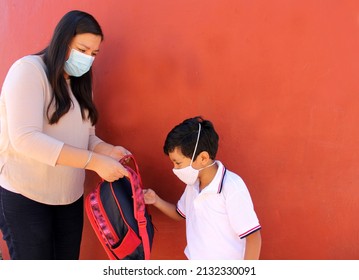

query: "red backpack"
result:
(85, 155), (154, 260)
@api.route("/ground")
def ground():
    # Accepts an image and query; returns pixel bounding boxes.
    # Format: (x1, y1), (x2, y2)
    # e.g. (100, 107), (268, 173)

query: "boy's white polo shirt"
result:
(176, 160), (261, 260)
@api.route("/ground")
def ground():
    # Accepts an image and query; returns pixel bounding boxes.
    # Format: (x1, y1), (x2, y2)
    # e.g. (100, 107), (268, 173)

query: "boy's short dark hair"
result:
(163, 116), (219, 160)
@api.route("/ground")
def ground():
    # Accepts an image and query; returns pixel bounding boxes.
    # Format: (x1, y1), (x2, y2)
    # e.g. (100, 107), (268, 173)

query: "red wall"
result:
(1, 0), (359, 260)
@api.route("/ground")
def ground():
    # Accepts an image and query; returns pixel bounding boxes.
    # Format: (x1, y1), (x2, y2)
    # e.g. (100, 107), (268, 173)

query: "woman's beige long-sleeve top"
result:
(0, 55), (103, 205)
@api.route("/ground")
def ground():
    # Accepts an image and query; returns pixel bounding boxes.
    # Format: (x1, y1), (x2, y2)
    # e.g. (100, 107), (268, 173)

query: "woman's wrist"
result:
(84, 151), (93, 169)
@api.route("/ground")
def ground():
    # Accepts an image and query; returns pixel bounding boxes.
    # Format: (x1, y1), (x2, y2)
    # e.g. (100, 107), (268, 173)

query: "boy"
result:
(143, 116), (261, 259)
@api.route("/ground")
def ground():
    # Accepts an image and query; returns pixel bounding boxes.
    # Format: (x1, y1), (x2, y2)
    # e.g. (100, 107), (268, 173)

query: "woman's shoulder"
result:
(13, 55), (45, 69)
(8, 55), (47, 78)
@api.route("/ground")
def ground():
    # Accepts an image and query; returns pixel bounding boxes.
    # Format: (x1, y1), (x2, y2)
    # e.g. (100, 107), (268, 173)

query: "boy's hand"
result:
(142, 189), (182, 221)
(143, 189), (157, 205)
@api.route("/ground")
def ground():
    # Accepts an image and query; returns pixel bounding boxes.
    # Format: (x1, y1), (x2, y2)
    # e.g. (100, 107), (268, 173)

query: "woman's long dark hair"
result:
(39, 10), (103, 125)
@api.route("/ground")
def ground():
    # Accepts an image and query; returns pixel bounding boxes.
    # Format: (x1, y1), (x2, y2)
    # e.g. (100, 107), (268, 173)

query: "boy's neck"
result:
(198, 162), (218, 191)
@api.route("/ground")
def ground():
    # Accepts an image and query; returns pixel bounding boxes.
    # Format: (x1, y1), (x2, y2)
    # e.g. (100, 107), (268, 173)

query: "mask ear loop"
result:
(190, 123), (202, 164)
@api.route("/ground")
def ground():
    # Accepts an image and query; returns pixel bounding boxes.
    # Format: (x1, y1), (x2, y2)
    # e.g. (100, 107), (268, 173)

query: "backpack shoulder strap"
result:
(121, 155), (151, 260)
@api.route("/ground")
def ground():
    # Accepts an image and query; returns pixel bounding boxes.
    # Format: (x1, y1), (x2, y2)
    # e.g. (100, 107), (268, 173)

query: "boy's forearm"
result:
(244, 231), (262, 260)
(153, 196), (183, 221)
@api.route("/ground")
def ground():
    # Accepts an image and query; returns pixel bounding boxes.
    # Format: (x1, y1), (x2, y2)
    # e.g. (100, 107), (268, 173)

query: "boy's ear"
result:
(198, 151), (210, 165)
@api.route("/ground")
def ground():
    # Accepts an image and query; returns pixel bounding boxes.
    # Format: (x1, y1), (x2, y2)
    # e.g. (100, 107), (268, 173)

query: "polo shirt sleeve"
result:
(3, 59), (64, 166)
(176, 188), (188, 219)
(225, 181), (261, 239)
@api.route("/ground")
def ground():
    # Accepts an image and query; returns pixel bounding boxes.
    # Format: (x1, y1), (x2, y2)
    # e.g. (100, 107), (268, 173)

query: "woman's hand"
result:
(88, 153), (129, 182)
(92, 142), (131, 161)
(109, 146), (131, 161)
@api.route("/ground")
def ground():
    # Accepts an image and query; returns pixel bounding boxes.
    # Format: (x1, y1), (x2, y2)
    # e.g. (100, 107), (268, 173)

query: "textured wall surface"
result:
(1, 0), (359, 259)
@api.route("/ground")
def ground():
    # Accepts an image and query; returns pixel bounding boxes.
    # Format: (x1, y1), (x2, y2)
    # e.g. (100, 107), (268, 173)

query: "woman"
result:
(0, 10), (129, 259)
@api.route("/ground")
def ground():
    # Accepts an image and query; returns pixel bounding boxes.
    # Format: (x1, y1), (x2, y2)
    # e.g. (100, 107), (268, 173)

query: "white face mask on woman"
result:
(64, 48), (94, 77)
(172, 123), (215, 185)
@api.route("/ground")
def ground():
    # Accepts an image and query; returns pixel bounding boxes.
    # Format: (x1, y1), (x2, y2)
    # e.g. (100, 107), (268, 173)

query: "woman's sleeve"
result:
(3, 59), (64, 166)
(88, 126), (104, 151)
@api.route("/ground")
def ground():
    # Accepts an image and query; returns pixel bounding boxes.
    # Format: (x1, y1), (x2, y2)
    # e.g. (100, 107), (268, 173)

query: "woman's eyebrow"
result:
(76, 42), (100, 52)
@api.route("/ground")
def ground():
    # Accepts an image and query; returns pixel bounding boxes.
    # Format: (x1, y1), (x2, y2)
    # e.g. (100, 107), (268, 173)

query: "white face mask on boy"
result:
(172, 123), (215, 185)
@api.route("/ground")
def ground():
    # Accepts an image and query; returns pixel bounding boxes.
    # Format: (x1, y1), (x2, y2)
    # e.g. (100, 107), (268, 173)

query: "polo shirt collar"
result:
(198, 160), (226, 194)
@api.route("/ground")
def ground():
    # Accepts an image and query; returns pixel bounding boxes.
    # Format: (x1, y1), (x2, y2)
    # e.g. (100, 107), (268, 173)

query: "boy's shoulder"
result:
(220, 167), (250, 196)
(223, 169), (246, 187)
